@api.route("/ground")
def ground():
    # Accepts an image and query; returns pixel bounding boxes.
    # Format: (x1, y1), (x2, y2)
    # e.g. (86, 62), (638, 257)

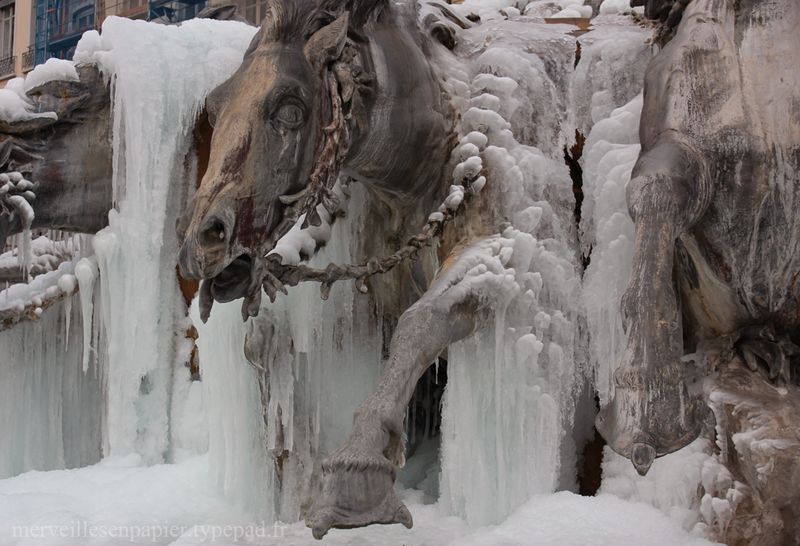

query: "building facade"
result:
(0, 0), (264, 86)
(149, 0), (265, 25)
(0, 0), (35, 82)
(37, 0), (96, 61)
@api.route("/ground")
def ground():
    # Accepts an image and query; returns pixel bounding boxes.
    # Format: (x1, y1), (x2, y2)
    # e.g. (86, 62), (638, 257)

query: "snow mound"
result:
(24, 58), (79, 92)
(599, 0), (632, 15)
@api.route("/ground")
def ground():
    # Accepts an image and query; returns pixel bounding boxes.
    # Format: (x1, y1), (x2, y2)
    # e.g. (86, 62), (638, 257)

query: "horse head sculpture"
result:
(177, 0), (454, 321)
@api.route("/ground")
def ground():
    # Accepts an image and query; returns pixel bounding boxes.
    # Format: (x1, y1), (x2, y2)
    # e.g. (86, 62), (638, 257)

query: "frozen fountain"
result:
(0, 0), (797, 545)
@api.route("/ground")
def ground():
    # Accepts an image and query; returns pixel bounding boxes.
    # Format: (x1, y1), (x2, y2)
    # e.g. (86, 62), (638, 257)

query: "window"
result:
(47, 10), (60, 36)
(0, 4), (14, 59)
(28, 0), (34, 51)
(72, 5), (94, 31)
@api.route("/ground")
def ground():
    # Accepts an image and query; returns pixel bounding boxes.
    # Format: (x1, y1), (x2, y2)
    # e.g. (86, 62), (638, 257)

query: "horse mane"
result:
(257, 0), (390, 43)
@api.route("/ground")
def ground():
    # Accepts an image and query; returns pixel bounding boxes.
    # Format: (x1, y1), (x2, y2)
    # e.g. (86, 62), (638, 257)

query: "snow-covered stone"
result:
(24, 58), (79, 92)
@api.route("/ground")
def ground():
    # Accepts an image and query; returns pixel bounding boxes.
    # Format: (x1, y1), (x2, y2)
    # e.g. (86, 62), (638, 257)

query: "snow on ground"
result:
(449, 492), (717, 546)
(0, 456), (718, 546)
(0, 456), (243, 546)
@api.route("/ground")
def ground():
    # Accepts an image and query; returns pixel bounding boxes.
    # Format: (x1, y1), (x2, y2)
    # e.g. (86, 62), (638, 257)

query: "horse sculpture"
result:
(178, 0), (800, 539)
(0, 65), (112, 247)
(175, 0), (594, 537)
(176, 0), (455, 319)
(176, 0), (499, 536)
(597, 0), (800, 475)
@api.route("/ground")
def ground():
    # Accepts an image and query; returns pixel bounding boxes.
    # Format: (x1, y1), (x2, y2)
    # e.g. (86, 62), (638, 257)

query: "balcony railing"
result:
(0, 55), (16, 79)
(21, 47), (35, 73)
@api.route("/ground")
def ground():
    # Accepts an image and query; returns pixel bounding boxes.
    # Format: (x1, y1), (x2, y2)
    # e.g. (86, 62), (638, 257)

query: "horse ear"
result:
(304, 12), (349, 72)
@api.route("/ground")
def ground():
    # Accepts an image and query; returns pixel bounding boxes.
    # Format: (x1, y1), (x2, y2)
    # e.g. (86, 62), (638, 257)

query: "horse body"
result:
(598, 0), (800, 476)
(686, 0), (800, 335)
(170, 0), (603, 535)
(341, 10), (454, 202)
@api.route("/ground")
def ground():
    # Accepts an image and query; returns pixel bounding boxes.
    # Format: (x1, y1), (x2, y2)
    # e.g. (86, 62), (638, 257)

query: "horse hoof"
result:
(596, 379), (706, 475)
(631, 442), (656, 476)
(305, 446), (413, 538)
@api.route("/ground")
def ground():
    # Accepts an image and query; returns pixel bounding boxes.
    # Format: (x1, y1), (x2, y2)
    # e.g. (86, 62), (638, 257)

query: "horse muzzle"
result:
(207, 254), (253, 303)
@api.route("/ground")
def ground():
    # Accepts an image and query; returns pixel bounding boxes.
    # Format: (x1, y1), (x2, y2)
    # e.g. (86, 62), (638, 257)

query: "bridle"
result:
(199, 45), (354, 322)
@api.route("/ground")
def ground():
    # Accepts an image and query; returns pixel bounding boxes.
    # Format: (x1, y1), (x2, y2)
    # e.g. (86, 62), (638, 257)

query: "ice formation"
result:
(0, 235), (74, 273)
(76, 17), (257, 461)
(74, 256), (98, 372)
(0, 17), (258, 478)
(581, 95), (642, 404)
(0, 172), (40, 278)
(267, 183), (348, 266)
(435, 33), (583, 526)
(601, 439), (713, 533)
(196, 181), (387, 520)
(0, 255), (80, 327)
(432, 8), (653, 526)
(0, 282), (101, 479)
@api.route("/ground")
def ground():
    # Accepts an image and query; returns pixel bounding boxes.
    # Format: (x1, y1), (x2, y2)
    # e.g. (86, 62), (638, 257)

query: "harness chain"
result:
(229, 68), (350, 321)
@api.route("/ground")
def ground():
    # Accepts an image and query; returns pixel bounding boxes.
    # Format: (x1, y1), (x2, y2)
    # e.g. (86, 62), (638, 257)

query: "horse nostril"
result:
(200, 217), (228, 247)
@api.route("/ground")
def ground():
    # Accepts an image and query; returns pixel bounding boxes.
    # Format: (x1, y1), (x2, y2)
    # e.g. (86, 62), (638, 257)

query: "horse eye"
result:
(274, 102), (304, 129)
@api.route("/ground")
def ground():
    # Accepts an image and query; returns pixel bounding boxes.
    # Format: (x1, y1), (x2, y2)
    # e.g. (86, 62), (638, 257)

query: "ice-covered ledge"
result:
(700, 356), (800, 545)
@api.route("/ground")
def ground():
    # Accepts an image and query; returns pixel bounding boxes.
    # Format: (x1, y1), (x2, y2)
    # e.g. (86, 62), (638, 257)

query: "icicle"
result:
(8, 193), (34, 280)
(0, 279), (100, 478)
(63, 296), (71, 351)
(20, 229), (32, 280)
(74, 257), (98, 373)
(72, 17), (259, 462)
(423, 373), (431, 440)
(56, 273), (78, 352)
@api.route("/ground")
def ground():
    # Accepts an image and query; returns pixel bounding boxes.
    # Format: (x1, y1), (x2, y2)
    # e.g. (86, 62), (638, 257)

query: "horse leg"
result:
(305, 240), (492, 539)
(596, 138), (714, 475)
